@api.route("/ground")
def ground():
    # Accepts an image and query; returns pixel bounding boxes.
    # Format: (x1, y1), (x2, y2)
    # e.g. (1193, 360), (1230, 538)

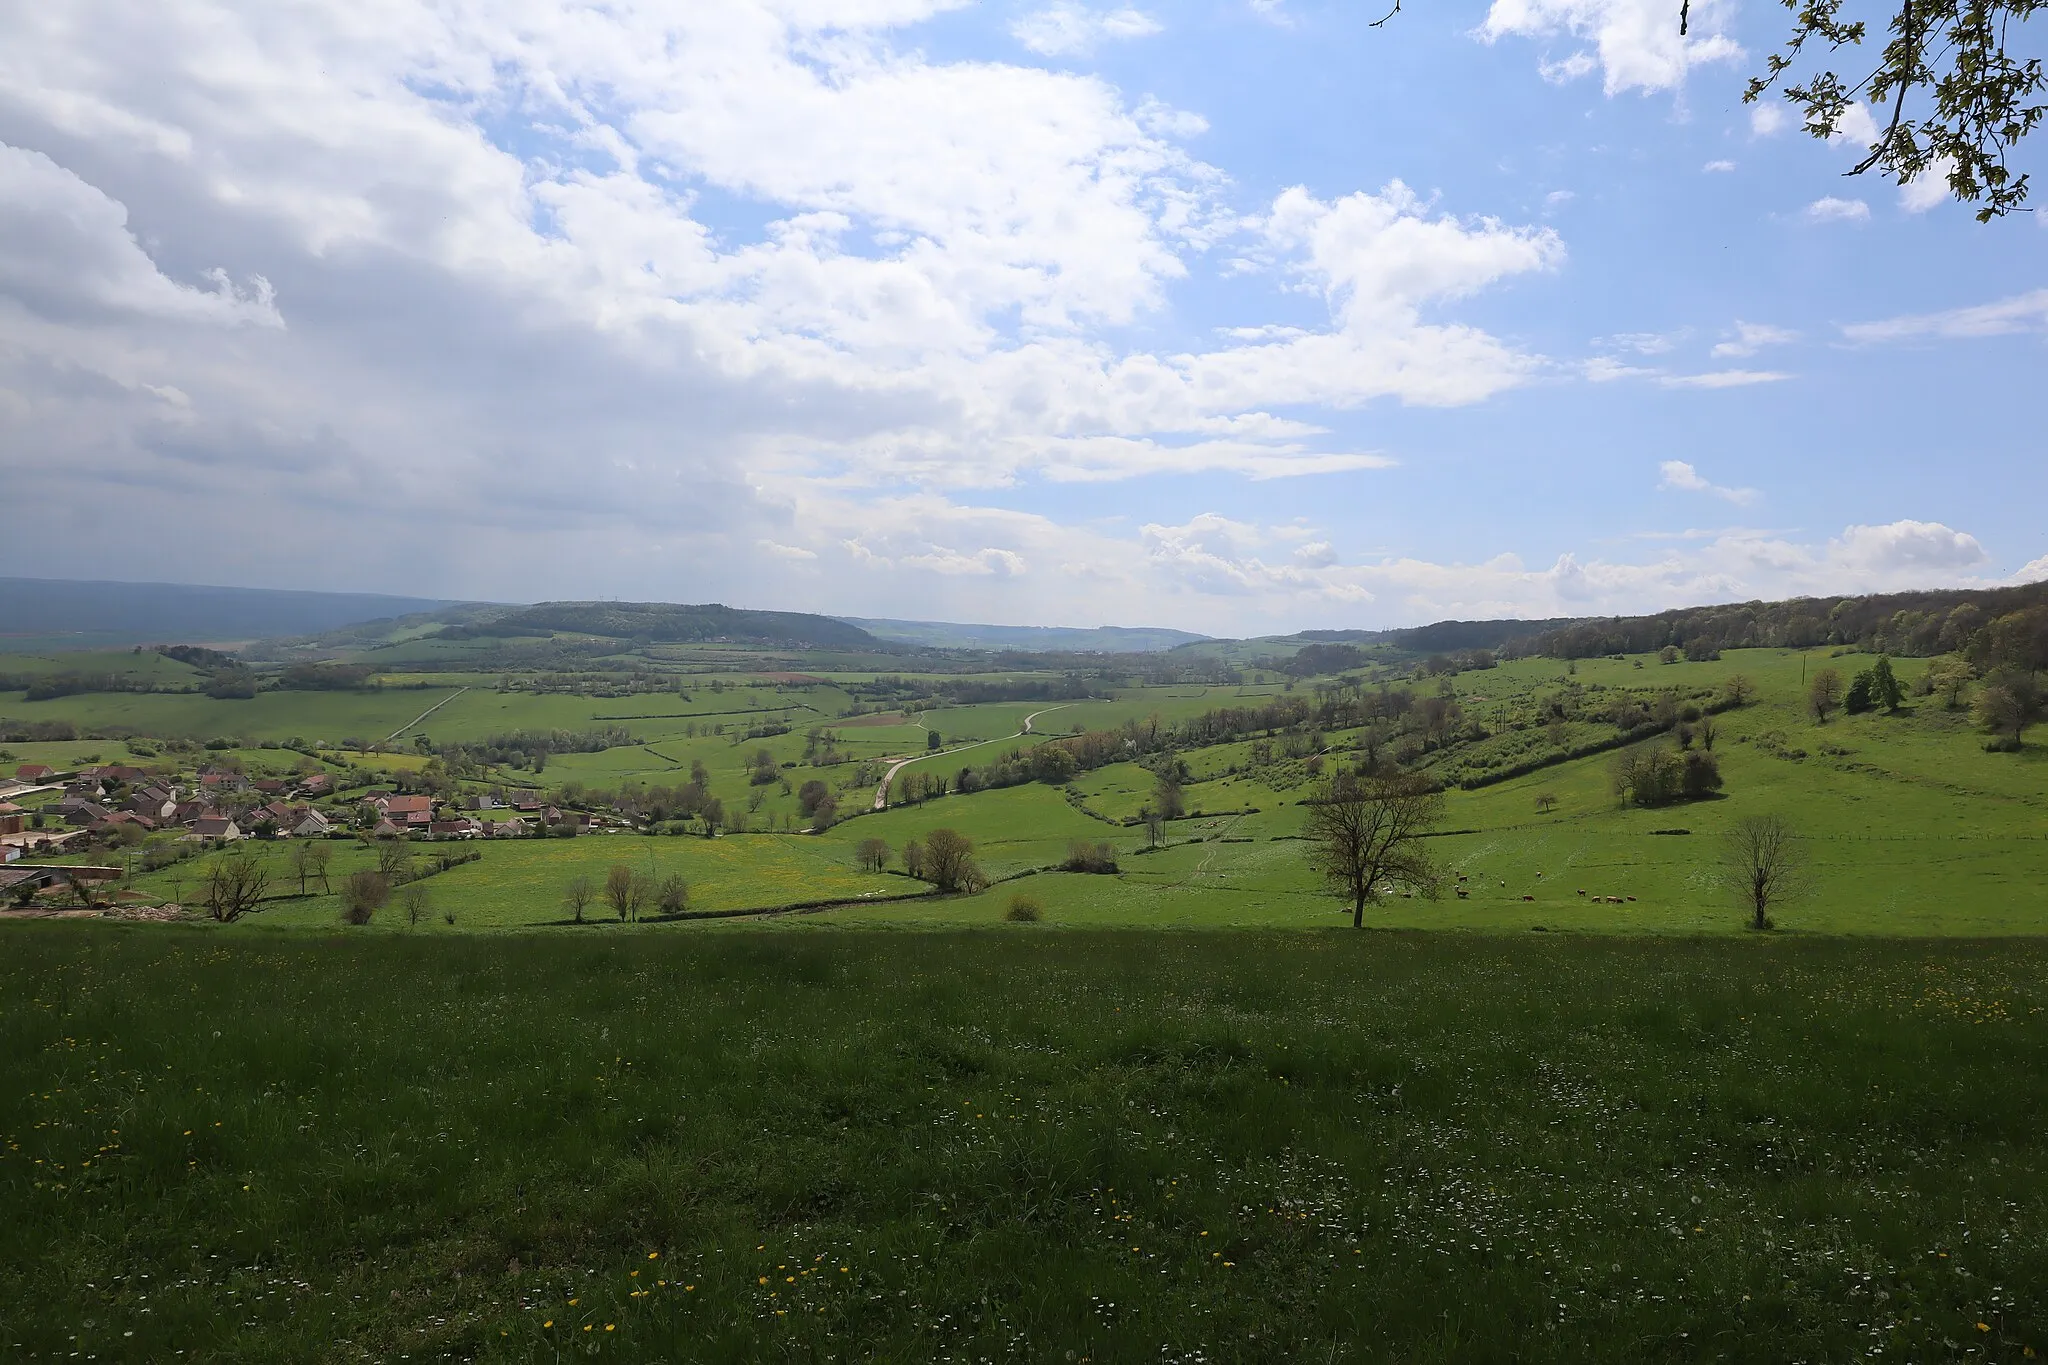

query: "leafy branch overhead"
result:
(1750, 0), (2046, 218)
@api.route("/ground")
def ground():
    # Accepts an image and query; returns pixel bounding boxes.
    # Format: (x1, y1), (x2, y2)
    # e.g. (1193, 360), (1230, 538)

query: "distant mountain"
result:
(443, 601), (881, 649)
(839, 617), (1209, 653)
(0, 577), (460, 650)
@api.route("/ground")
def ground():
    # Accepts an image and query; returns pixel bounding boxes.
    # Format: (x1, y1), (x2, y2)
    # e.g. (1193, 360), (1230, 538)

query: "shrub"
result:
(1004, 895), (1042, 922)
(1062, 839), (1119, 874)
(340, 870), (389, 925)
(854, 837), (891, 873)
(656, 874), (689, 917)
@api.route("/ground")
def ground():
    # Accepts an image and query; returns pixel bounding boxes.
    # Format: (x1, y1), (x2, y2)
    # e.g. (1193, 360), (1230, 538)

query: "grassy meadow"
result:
(4, 927), (2045, 1363)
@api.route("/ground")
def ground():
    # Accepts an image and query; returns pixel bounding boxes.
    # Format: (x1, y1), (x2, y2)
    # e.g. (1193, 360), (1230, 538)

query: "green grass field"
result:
(4, 927), (2043, 1362)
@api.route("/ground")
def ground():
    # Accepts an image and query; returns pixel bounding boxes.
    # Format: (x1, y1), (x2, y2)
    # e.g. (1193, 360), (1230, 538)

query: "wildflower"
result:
(542, 1321), (552, 1329)
(1978, 1324), (1992, 1333)
(648, 1251), (659, 1259)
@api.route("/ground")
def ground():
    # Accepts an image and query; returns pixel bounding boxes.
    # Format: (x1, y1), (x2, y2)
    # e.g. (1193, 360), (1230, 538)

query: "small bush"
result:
(1062, 839), (1120, 874)
(1004, 895), (1042, 923)
(340, 870), (389, 925)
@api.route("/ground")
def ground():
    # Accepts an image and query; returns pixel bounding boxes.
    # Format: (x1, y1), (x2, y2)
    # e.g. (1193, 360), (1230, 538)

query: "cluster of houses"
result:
(4, 761), (345, 847)
(1, 760), (612, 859)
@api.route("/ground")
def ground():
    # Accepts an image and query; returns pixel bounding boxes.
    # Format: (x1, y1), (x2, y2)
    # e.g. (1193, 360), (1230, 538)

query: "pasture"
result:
(3, 927), (2043, 1362)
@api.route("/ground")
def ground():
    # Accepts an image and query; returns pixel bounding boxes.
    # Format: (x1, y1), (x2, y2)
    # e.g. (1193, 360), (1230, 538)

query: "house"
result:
(293, 810), (333, 838)
(126, 792), (178, 822)
(428, 818), (481, 839)
(253, 779), (288, 796)
(14, 764), (55, 783)
(512, 794), (544, 813)
(0, 802), (22, 836)
(58, 799), (109, 827)
(296, 773), (334, 797)
(171, 801), (212, 827)
(96, 811), (156, 835)
(384, 794), (433, 819)
(189, 817), (242, 841)
(370, 818), (403, 839)
(100, 765), (147, 786)
(491, 819), (523, 838)
(2, 844), (18, 864)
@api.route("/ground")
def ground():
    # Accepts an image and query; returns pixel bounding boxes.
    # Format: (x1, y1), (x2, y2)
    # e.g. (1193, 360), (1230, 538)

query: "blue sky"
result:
(0, 0), (2041, 634)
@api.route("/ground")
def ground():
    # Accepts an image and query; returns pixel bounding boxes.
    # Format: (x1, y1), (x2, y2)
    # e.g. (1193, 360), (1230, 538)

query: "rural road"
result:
(386, 686), (468, 743)
(868, 704), (1071, 812)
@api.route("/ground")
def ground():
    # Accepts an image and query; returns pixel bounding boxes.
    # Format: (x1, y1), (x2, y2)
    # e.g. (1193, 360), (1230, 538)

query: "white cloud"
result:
(1293, 540), (1339, 568)
(1711, 320), (1797, 358)
(1544, 189), (1576, 211)
(0, 143), (279, 328)
(1658, 369), (1791, 388)
(1749, 102), (1787, 136)
(1843, 289), (2048, 343)
(1134, 97), (1208, 138)
(1658, 459), (1758, 505)
(1013, 4), (1162, 56)
(2014, 553), (2048, 585)
(1830, 520), (1987, 574)
(1900, 162), (1955, 213)
(1702, 158), (1736, 172)
(1804, 196), (1871, 223)
(1539, 51), (1599, 84)
(758, 540), (818, 561)
(1479, 0), (1741, 95)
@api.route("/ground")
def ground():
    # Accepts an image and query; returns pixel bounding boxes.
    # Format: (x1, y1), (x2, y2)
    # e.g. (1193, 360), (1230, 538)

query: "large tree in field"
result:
(1302, 771), (1445, 929)
(1724, 814), (1805, 932)
(200, 847), (273, 923)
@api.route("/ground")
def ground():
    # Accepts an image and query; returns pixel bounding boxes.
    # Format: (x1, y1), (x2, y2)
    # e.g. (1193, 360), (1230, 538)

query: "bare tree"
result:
(1143, 808), (1164, 848)
(375, 837), (413, 883)
(307, 840), (334, 893)
(1696, 712), (1719, 751)
(288, 840), (317, 895)
(1809, 668), (1845, 723)
(854, 837), (891, 873)
(1302, 771), (1445, 929)
(605, 863), (640, 921)
(401, 880), (431, 928)
(564, 874), (594, 925)
(200, 847), (273, 923)
(1725, 814), (1804, 932)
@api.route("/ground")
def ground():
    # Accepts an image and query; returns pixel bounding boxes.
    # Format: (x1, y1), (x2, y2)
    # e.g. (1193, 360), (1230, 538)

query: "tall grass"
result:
(2, 926), (2044, 1361)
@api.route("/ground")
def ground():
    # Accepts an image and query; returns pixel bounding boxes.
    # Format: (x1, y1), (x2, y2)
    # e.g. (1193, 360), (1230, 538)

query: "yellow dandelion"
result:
(1978, 1324), (1992, 1333)
(543, 1320), (553, 1329)
(648, 1251), (660, 1259)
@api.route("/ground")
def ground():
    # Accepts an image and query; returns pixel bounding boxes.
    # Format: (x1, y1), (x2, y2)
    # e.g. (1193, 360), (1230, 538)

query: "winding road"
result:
(869, 704), (1071, 811)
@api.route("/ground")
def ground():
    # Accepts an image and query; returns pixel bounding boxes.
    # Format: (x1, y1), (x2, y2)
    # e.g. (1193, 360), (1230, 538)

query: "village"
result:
(0, 755), (607, 869)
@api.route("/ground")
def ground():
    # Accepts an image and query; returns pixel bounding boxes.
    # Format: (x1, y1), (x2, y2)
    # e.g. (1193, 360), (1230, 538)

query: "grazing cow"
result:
(1576, 889), (1586, 896)
(1626, 896), (1637, 903)
(1456, 888), (1469, 899)
(1521, 894), (1535, 902)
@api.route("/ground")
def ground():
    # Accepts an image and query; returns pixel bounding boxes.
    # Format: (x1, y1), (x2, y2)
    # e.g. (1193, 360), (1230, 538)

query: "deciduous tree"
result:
(1725, 814), (1805, 932)
(1302, 771), (1445, 929)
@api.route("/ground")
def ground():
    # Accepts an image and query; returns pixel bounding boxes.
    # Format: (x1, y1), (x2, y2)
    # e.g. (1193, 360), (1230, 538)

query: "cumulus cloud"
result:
(1013, 4), (1162, 56)
(1804, 196), (1871, 223)
(1658, 459), (1758, 505)
(2014, 553), (2048, 585)
(0, 144), (279, 328)
(1750, 102), (1787, 136)
(1900, 160), (1957, 212)
(1710, 321), (1797, 358)
(1478, 0), (1741, 94)
(1830, 520), (1987, 574)
(1702, 159), (1736, 172)
(1842, 289), (2048, 344)
(0, 0), (1576, 604)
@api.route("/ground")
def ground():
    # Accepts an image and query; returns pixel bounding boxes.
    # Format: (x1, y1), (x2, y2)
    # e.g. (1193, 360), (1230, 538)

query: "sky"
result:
(1, 0), (2044, 636)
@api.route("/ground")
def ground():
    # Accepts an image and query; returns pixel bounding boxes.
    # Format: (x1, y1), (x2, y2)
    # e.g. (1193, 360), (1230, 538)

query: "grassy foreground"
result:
(4, 927), (2045, 1363)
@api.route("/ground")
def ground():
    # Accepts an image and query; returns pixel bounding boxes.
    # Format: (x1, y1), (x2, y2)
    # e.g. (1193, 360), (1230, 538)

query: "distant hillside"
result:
(0, 577), (459, 650)
(443, 601), (881, 649)
(840, 618), (1208, 653)
(1517, 583), (2048, 660)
